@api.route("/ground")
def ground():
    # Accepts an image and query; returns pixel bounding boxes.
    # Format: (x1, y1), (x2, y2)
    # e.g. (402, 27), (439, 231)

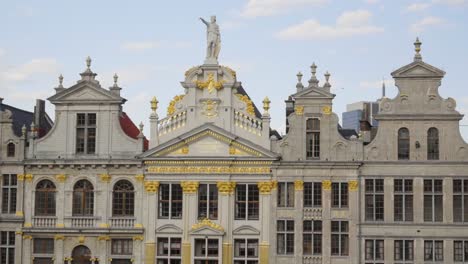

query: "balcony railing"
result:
(303, 256), (322, 264)
(65, 216), (100, 228)
(32, 216), (57, 227)
(109, 217), (135, 228)
(303, 208), (322, 220)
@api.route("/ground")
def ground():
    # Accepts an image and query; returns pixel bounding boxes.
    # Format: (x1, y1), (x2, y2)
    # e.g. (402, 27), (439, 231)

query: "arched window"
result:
(35, 180), (56, 216)
(113, 180), (134, 216)
(427, 127), (439, 160)
(398, 128), (410, 160)
(73, 180), (94, 216)
(71, 245), (92, 264)
(7, 142), (15, 157)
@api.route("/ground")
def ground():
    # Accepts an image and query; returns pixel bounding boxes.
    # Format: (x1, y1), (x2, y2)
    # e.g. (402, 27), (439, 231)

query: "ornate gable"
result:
(48, 82), (124, 104)
(391, 61), (445, 78)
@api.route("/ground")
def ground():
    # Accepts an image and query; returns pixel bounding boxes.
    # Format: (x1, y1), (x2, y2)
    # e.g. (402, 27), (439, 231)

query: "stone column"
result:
(132, 236), (144, 264)
(134, 175), (145, 229)
(55, 174), (67, 228)
(384, 177), (394, 223)
(413, 178), (424, 223)
(23, 174), (34, 227)
(321, 180), (332, 264)
(97, 236), (109, 264)
(14, 231), (23, 264)
(54, 235), (65, 263)
(22, 235), (32, 264)
(414, 238), (424, 263)
(98, 174), (111, 228)
(348, 180), (359, 262)
(181, 181), (199, 264)
(294, 180), (304, 263)
(217, 181), (236, 264)
(257, 181), (274, 264)
(143, 180), (158, 264)
(16, 174), (25, 218)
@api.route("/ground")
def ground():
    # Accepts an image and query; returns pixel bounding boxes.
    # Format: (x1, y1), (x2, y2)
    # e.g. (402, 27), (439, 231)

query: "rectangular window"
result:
(365, 239), (384, 263)
(454, 240), (468, 262)
(156, 237), (181, 264)
(306, 118), (320, 159)
(331, 182), (348, 208)
(331, 221), (348, 256)
(304, 182), (322, 207)
(394, 240), (413, 263)
(424, 179), (443, 222)
(365, 179), (384, 221)
(33, 238), (54, 254)
(198, 184), (218, 220)
(277, 182), (294, 207)
(158, 184), (183, 219)
(453, 179), (468, 222)
(303, 220), (322, 255)
(194, 238), (219, 263)
(235, 184), (259, 220)
(234, 239), (258, 264)
(111, 239), (133, 255)
(1, 174), (17, 214)
(76, 113), (97, 154)
(0, 231), (15, 264)
(424, 240), (443, 262)
(277, 220), (294, 255)
(394, 179), (413, 222)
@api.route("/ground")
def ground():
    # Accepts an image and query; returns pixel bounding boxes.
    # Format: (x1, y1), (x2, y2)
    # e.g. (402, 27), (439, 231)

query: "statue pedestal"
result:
(204, 58), (218, 65)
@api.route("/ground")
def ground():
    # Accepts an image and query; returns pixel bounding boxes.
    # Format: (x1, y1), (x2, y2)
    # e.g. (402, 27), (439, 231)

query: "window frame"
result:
(156, 236), (182, 263)
(331, 221), (349, 256)
(233, 238), (259, 263)
(304, 182), (322, 208)
(194, 238), (219, 262)
(277, 182), (295, 208)
(424, 240), (444, 262)
(454, 240), (468, 262)
(276, 219), (294, 255)
(394, 179), (413, 222)
(158, 183), (183, 219)
(303, 220), (322, 255)
(394, 240), (414, 263)
(235, 184), (259, 220)
(72, 179), (94, 216)
(75, 113), (97, 155)
(0, 231), (15, 264)
(112, 180), (135, 217)
(453, 179), (468, 222)
(198, 184), (218, 220)
(34, 180), (56, 216)
(427, 127), (439, 160)
(398, 127), (410, 160)
(6, 142), (15, 157)
(365, 179), (384, 221)
(331, 182), (348, 208)
(1, 174), (17, 214)
(423, 179), (443, 222)
(306, 118), (320, 159)
(364, 239), (384, 263)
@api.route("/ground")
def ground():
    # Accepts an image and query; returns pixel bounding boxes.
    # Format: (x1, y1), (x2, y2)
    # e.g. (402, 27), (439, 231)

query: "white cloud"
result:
(364, 0), (379, 4)
(0, 58), (59, 82)
(121, 41), (160, 52)
(406, 2), (433, 12)
(240, 0), (328, 18)
(359, 79), (393, 90)
(434, 0), (467, 5)
(276, 10), (384, 40)
(410, 16), (445, 33)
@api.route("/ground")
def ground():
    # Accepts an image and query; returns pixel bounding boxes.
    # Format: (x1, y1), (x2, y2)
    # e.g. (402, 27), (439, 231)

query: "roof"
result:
(119, 112), (148, 150)
(338, 127), (358, 139)
(236, 85), (262, 118)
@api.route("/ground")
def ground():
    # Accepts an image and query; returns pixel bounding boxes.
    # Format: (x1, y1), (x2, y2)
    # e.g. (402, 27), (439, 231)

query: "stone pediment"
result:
(141, 124), (279, 159)
(48, 82), (125, 104)
(189, 219), (225, 236)
(292, 87), (335, 99)
(156, 224), (183, 234)
(391, 61), (445, 78)
(233, 225), (260, 235)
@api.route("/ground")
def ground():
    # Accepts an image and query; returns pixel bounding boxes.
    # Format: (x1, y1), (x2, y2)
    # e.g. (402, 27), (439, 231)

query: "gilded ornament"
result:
(180, 181), (199, 193)
(135, 174), (145, 182)
(16, 211), (24, 217)
(257, 181), (274, 195)
(167, 95), (185, 116)
(322, 180), (332, 190)
(15, 231), (23, 235)
(25, 174), (33, 182)
(235, 94), (255, 116)
(23, 235), (33, 240)
(144, 181), (160, 193)
(17, 174), (25, 181)
(99, 174), (111, 183)
(262, 97), (271, 114)
(348, 180), (358, 191)
(97, 235), (111, 241)
(148, 166), (270, 175)
(134, 223), (144, 228)
(295, 106), (304, 115)
(195, 73), (225, 93)
(216, 182), (236, 195)
(24, 222), (32, 228)
(222, 65), (237, 78)
(181, 145), (189, 154)
(201, 99), (219, 118)
(55, 174), (67, 183)
(271, 180), (278, 190)
(322, 105), (332, 115)
(150, 96), (159, 112)
(191, 218), (224, 231)
(54, 235), (65, 240)
(294, 180), (304, 191)
(133, 235), (144, 241)
(78, 236), (85, 244)
(56, 223), (65, 228)
(98, 223), (110, 228)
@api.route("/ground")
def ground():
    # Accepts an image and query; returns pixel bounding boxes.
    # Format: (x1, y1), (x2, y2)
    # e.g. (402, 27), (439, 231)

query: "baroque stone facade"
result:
(1, 37), (468, 264)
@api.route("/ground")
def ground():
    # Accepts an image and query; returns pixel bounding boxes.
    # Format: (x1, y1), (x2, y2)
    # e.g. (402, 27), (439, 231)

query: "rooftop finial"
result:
(296, 71), (304, 92)
(262, 96), (271, 115)
(151, 96), (159, 112)
(414, 37), (422, 61)
(113, 73), (119, 87)
(297, 72), (303, 83)
(58, 74), (64, 87)
(139, 122), (144, 132)
(311, 63), (317, 76)
(382, 78), (386, 97)
(324, 71), (330, 83)
(86, 56), (92, 69)
(323, 71), (331, 90)
(308, 63), (319, 88)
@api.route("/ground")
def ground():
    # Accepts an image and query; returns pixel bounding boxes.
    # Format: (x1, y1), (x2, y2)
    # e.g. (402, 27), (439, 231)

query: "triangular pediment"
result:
(141, 124), (279, 159)
(292, 87), (335, 99)
(48, 82), (125, 104)
(391, 61), (445, 78)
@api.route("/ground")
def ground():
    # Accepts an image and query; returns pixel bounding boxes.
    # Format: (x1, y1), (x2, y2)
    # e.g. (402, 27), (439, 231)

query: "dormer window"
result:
(6, 142), (15, 157)
(76, 113), (96, 154)
(306, 118), (320, 159)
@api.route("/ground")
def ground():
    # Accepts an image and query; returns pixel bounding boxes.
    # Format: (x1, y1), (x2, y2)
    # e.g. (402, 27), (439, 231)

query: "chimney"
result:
(34, 99), (46, 137)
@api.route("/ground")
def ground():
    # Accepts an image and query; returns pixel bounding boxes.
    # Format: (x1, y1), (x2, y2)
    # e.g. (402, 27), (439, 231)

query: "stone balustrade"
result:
(32, 216), (57, 227)
(234, 110), (263, 136)
(303, 256), (322, 264)
(65, 216), (100, 228)
(109, 217), (135, 228)
(158, 111), (187, 136)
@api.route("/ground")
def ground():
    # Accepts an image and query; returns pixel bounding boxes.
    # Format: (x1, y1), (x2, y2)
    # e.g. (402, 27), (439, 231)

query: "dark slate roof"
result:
(338, 127), (358, 139)
(236, 85), (262, 118)
(0, 103), (53, 138)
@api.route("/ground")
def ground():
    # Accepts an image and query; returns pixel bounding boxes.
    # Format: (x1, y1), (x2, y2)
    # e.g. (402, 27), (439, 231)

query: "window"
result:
(424, 179), (443, 222)
(198, 184), (218, 219)
(277, 182), (294, 207)
(35, 180), (56, 216)
(72, 180), (94, 216)
(76, 113), (96, 154)
(365, 239), (384, 264)
(454, 240), (468, 262)
(394, 240), (413, 263)
(111, 239), (133, 255)
(0, 231), (15, 264)
(157, 237), (181, 264)
(427, 127), (439, 160)
(453, 179), (468, 222)
(235, 184), (259, 220)
(331, 221), (348, 256)
(194, 238), (218, 264)
(303, 220), (322, 255)
(159, 184), (183, 219)
(277, 220), (294, 255)
(424, 240), (443, 262)
(304, 182), (322, 207)
(365, 179), (384, 221)
(33, 238), (54, 264)
(6, 143), (15, 157)
(306, 118), (320, 159)
(234, 239), (258, 264)
(331, 182), (348, 208)
(1, 174), (17, 214)
(394, 179), (413, 222)
(398, 128), (410, 160)
(112, 180), (134, 216)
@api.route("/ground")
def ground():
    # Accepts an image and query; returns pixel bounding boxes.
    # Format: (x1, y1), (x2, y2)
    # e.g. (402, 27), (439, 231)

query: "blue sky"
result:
(1, 0), (468, 139)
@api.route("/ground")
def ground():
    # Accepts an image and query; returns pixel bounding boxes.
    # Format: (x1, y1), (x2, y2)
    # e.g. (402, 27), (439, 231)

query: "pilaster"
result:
(54, 235), (65, 263)
(181, 181), (198, 263)
(22, 235), (32, 264)
(257, 181), (273, 264)
(321, 180), (332, 264)
(217, 181), (236, 264)
(143, 180), (159, 264)
(16, 174), (25, 218)
(15, 231), (23, 264)
(55, 174), (67, 228)
(98, 174), (111, 227)
(413, 178), (424, 223)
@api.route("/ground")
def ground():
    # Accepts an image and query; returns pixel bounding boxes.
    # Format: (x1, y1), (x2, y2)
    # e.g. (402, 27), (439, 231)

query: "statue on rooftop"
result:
(200, 16), (221, 63)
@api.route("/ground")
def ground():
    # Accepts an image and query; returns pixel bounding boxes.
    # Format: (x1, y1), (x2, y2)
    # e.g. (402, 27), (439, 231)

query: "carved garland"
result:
(191, 218), (224, 231)
(167, 95), (185, 116)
